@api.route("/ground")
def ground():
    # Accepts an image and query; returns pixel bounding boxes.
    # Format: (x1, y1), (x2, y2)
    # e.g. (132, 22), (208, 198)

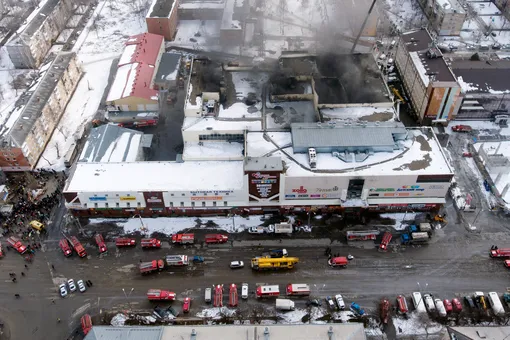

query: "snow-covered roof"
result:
(183, 142), (244, 160)
(106, 63), (158, 102)
(453, 60), (510, 94)
(182, 117), (262, 132)
(246, 128), (453, 177)
(118, 33), (164, 67)
(66, 161), (245, 192)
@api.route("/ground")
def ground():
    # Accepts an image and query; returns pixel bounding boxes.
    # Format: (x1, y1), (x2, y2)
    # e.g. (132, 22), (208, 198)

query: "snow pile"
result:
(196, 307), (237, 318)
(393, 313), (443, 336)
(278, 309), (308, 324)
(183, 141), (244, 160)
(332, 311), (355, 322)
(110, 313), (128, 326)
(88, 216), (263, 234)
(457, 76), (479, 93)
(218, 102), (262, 118)
(450, 179), (466, 209)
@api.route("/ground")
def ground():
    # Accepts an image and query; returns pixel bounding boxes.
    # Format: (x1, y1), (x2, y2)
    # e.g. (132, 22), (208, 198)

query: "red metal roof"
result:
(123, 33), (164, 66)
(130, 63), (159, 100)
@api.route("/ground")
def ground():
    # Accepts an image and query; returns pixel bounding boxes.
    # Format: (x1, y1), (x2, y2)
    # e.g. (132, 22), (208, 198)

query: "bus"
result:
(286, 283), (310, 296)
(256, 285), (280, 298)
(64, 142), (79, 168)
(251, 257), (299, 270)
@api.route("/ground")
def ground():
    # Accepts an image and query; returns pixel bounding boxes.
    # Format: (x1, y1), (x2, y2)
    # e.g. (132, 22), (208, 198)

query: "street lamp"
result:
(132, 214), (146, 235)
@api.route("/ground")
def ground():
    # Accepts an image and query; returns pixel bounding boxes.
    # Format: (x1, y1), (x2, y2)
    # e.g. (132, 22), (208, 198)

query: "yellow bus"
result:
(251, 257), (299, 270)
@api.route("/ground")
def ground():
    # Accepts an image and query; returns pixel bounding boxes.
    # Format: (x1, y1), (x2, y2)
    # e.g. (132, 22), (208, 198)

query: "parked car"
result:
(423, 294), (435, 312)
(443, 299), (453, 313)
(325, 296), (336, 310)
(183, 297), (191, 313)
(77, 279), (86, 293)
(335, 294), (345, 310)
(464, 296), (475, 309)
(68, 279), (76, 292)
(230, 261), (244, 269)
(452, 298), (463, 312)
(241, 283), (249, 300)
(59, 283), (68, 297)
(307, 299), (322, 307)
(435, 299), (447, 317)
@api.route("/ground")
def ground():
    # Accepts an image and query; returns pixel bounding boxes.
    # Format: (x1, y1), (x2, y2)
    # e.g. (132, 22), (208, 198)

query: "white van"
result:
(242, 283), (249, 299)
(204, 287), (212, 303)
(423, 294), (435, 312)
(488, 292), (505, 316)
(434, 299), (447, 317)
(412, 292), (427, 313)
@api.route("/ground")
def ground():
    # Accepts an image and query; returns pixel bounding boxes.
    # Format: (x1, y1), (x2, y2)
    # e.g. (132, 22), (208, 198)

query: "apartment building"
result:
(418, 0), (466, 35)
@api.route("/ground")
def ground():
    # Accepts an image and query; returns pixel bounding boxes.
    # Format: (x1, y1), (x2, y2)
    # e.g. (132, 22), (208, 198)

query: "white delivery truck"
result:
(412, 292), (427, 313)
(488, 292), (505, 316)
(276, 298), (295, 311)
(274, 223), (293, 234)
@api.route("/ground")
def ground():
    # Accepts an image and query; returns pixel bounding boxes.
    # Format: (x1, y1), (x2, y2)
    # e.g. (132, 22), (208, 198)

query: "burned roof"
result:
(452, 60), (510, 93)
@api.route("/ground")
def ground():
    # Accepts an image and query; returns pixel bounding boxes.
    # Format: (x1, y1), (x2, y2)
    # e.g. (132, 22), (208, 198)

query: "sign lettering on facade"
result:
(191, 196), (223, 201)
(120, 196), (136, 201)
(248, 171), (280, 200)
(89, 197), (106, 201)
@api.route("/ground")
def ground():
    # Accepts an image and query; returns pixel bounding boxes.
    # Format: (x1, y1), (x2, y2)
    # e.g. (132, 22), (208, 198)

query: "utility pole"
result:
(351, 0), (377, 54)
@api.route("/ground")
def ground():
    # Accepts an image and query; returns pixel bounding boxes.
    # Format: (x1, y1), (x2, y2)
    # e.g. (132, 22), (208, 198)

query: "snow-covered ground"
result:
(196, 307), (237, 318)
(392, 313), (443, 337)
(87, 216), (264, 235)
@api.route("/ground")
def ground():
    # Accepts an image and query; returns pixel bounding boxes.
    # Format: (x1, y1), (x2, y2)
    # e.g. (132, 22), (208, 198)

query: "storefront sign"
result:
(120, 196), (136, 201)
(190, 190), (233, 194)
(147, 198), (162, 203)
(191, 196), (223, 201)
(89, 197), (106, 201)
(248, 171), (280, 200)
(397, 185), (425, 192)
(369, 188), (395, 192)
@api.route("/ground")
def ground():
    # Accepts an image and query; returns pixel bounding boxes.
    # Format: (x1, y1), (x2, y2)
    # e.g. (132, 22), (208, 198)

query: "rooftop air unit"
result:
(308, 148), (317, 169)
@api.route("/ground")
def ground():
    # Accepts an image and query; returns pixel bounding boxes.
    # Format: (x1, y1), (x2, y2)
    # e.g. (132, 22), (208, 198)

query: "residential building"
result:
(6, 0), (74, 69)
(0, 52), (81, 171)
(84, 324), (366, 340)
(418, 0), (466, 35)
(451, 60), (510, 122)
(105, 33), (165, 112)
(146, 0), (179, 41)
(395, 29), (462, 124)
(495, 0), (510, 17)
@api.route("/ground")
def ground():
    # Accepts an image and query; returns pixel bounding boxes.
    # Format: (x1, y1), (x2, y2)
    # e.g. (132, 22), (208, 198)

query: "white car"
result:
(335, 294), (345, 310)
(77, 279), (86, 293)
(423, 294), (436, 312)
(59, 283), (68, 297)
(230, 260), (244, 269)
(68, 279), (76, 292)
(241, 283), (249, 299)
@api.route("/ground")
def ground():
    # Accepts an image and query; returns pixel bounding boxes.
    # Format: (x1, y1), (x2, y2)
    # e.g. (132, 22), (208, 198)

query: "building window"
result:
(171, 193), (174, 196)
(105, 203), (109, 208)
(94, 203), (98, 208)
(224, 201), (228, 207)
(84, 203), (87, 208)
(202, 202), (206, 207)
(204, 193), (207, 196)
(127, 202), (131, 208)
(116, 202), (119, 208)
(181, 193), (185, 196)
(199, 133), (244, 142)
(170, 202), (174, 207)
(137, 202), (141, 208)
(180, 202), (184, 207)
(213, 201), (217, 207)
(192, 202), (195, 207)
(192, 193), (196, 196)
(226, 193), (229, 196)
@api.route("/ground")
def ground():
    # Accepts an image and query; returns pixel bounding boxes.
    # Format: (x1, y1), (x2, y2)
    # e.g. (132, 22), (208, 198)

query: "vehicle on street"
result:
(230, 260), (244, 269)
(328, 256), (348, 267)
(488, 292), (505, 316)
(141, 238), (161, 248)
(81, 314), (92, 335)
(346, 230), (379, 241)
(435, 299), (447, 317)
(94, 234), (107, 254)
(269, 249), (288, 258)
(380, 299), (390, 324)
(272, 223), (293, 234)
(171, 233), (195, 244)
(379, 232), (392, 251)
(401, 231), (429, 245)
(464, 296), (475, 309)
(29, 220), (45, 231)
(115, 238), (136, 247)
(68, 279), (76, 292)
(183, 297), (191, 313)
(452, 298), (462, 312)
(139, 260), (165, 274)
(59, 239), (72, 257)
(452, 124), (472, 132)
(6, 236), (27, 254)
(70, 236), (87, 258)
(147, 289), (176, 301)
(325, 296), (336, 310)
(276, 298), (295, 311)
(490, 246), (510, 258)
(350, 302), (365, 316)
(251, 257), (298, 270)
(423, 294), (435, 312)
(205, 234), (229, 244)
(462, 152), (473, 157)
(474, 291), (487, 310)
(307, 299), (321, 307)
(205, 288), (212, 303)
(412, 292), (427, 313)
(505, 259), (510, 268)
(443, 299), (453, 313)
(335, 294), (345, 310)
(503, 293), (510, 308)
(166, 255), (189, 266)
(192, 255), (204, 263)
(396, 295), (408, 314)
(256, 285), (280, 298)
(59, 283), (68, 297)
(229, 284), (238, 307)
(77, 280), (86, 293)
(214, 284), (223, 307)
(286, 284), (311, 296)
(241, 283), (249, 299)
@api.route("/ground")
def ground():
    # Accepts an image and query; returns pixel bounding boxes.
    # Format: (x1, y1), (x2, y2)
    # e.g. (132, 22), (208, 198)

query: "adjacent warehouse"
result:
(395, 29), (462, 124)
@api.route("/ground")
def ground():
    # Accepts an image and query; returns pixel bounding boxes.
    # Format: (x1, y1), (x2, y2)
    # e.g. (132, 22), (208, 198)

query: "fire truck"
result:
(379, 232), (393, 252)
(0, 242), (3, 257)
(81, 314), (92, 336)
(141, 238), (161, 248)
(165, 255), (189, 266)
(205, 234), (229, 244)
(147, 289), (176, 301)
(214, 284), (223, 307)
(59, 239), (72, 257)
(6, 236), (27, 254)
(490, 246), (510, 258)
(229, 284), (238, 307)
(251, 257), (299, 270)
(70, 236), (87, 258)
(94, 234), (107, 254)
(286, 284), (311, 296)
(139, 260), (165, 274)
(346, 230), (379, 241)
(256, 285), (280, 298)
(171, 233), (195, 244)
(115, 238), (136, 247)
